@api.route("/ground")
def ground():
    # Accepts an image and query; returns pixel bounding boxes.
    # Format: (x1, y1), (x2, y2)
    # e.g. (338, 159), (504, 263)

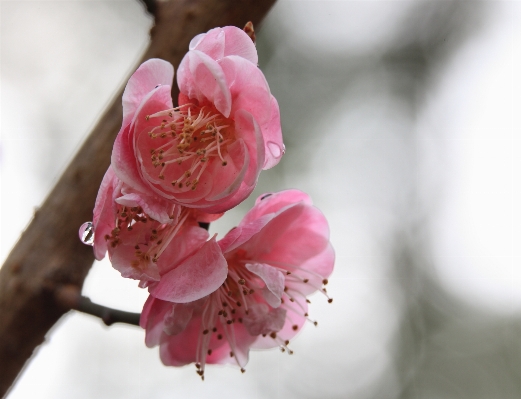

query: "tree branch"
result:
(55, 285), (140, 327)
(0, 1), (276, 397)
(139, 0), (157, 16)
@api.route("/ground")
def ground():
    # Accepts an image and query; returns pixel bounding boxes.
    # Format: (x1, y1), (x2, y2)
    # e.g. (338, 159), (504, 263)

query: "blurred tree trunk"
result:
(0, 0), (276, 397)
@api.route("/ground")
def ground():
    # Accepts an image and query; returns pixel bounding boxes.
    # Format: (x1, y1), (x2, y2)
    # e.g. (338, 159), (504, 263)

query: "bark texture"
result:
(0, 0), (276, 396)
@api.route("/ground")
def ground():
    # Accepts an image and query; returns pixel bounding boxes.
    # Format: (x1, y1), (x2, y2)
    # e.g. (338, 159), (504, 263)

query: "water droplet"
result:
(79, 222), (94, 246)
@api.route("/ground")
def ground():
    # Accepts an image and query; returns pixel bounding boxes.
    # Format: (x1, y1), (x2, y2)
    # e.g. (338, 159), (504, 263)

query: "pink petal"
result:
(109, 236), (161, 283)
(222, 26), (258, 64)
(184, 50), (232, 117)
(189, 27), (257, 64)
(113, 85), (173, 197)
(140, 296), (172, 347)
(92, 167), (117, 260)
(251, 296), (308, 350)
(150, 236), (227, 303)
(189, 33), (206, 50)
(218, 213), (274, 254)
(220, 56), (271, 124)
(159, 311), (202, 366)
(242, 303), (286, 336)
(288, 242), (335, 296)
(115, 191), (172, 224)
(241, 189), (313, 226)
(190, 28), (225, 60)
(177, 55), (202, 103)
(156, 225), (209, 276)
(245, 263), (285, 308)
(261, 97), (284, 169)
(244, 203), (330, 268)
(201, 110), (264, 215)
(111, 124), (148, 195)
(163, 303), (195, 335)
(205, 138), (249, 202)
(122, 59), (174, 127)
(234, 109), (265, 188)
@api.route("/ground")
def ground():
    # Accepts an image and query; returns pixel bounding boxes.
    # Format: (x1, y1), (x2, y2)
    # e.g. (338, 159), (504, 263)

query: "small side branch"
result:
(139, 0), (157, 16)
(55, 285), (140, 327)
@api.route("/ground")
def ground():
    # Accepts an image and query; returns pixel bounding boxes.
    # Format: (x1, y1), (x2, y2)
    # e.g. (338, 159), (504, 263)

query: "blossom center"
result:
(106, 204), (189, 271)
(145, 105), (233, 191)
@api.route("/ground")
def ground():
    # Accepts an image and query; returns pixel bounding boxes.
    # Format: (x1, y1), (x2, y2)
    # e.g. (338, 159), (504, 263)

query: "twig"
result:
(55, 285), (140, 326)
(139, 0), (157, 16)
(0, 1), (277, 397)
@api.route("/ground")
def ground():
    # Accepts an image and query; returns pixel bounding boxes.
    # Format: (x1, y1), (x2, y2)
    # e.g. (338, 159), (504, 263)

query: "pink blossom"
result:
(91, 166), (221, 285)
(140, 190), (334, 378)
(112, 27), (283, 214)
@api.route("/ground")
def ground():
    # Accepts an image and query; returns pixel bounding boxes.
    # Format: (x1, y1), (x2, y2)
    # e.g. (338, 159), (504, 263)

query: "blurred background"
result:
(1, 1), (520, 398)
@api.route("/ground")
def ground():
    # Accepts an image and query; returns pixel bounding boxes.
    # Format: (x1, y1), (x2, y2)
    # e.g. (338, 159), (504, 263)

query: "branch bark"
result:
(55, 285), (141, 327)
(0, 0), (276, 396)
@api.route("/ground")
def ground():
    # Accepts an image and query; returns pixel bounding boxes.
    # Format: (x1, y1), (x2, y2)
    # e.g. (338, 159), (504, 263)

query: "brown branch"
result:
(55, 285), (140, 327)
(139, 0), (157, 16)
(0, 1), (276, 397)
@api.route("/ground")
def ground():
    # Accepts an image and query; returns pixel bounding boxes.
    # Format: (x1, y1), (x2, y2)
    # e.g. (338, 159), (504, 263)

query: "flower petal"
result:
(241, 189), (313, 227)
(220, 56), (271, 124)
(190, 28), (225, 60)
(261, 97), (284, 169)
(242, 303), (286, 336)
(156, 225), (209, 276)
(141, 296), (172, 347)
(150, 236), (227, 303)
(92, 167), (117, 260)
(184, 50), (232, 117)
(163, 303), (195, 335)
(122, 59), (174, 127)
(222, 26), (258, 64)
(251, 296), (308, 350)
(109, 233), (161, 283)
(245, 263), (285, 308)
(115, 191), (172, 224)
(205, 138), (248, 202)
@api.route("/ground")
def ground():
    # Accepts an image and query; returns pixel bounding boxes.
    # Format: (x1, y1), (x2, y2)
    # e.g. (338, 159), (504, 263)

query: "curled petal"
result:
(242, 303), (286, 336)
(205, 138), (249, 202)
(220, 56), (271, 124)
(241, 189), (313, 227)
(222, 26), (258, 64)
(191, 26), (258, 64)
(189, 28), (225, 60)
(245, 263), (285, 308)
(122, 59), (174, 127)
(115, 192), (172, 225)
(185, 50), (232, 117)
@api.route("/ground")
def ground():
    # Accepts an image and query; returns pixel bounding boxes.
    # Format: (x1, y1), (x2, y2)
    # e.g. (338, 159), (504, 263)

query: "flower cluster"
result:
(82, 25), (334, 378)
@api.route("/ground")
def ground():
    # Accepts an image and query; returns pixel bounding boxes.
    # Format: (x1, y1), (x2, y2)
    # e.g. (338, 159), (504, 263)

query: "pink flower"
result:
(140, 190), (334, 378)
(112, 26), (283, 214)
(91, 166), (220, 285)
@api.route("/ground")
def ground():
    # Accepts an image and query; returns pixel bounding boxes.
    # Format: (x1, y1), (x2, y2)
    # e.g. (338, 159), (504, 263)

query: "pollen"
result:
(145, 105), (234, 191)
